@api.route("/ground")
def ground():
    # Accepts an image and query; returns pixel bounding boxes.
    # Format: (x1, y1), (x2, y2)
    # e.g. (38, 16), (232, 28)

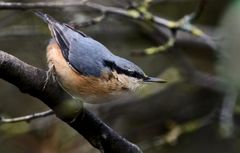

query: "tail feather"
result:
(35, 11), (70, 60)
(34, 11), (57, 25)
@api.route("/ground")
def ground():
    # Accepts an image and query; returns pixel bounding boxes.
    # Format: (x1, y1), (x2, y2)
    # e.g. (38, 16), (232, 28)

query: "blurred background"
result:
(1, 0), (240, 153)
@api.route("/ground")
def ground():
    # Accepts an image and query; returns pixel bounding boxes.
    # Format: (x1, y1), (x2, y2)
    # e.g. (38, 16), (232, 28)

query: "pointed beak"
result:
(143, 77), (167, 83)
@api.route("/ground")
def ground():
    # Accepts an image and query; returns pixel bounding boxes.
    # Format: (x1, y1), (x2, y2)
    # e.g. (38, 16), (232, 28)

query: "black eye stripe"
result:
(103, 60), (144, 79)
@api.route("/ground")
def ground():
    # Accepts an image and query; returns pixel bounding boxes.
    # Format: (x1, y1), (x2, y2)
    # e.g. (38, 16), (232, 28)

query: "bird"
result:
(35, 11), (166, 102)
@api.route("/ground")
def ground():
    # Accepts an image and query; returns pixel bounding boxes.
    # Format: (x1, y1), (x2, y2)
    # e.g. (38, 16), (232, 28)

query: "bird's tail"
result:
(34, 11), (59, 37)
(35, 11), (70, 60)
(34, 11), (57, 25)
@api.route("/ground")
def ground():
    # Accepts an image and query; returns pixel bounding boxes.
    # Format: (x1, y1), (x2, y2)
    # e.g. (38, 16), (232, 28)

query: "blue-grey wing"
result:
(68, 35), (114, 77)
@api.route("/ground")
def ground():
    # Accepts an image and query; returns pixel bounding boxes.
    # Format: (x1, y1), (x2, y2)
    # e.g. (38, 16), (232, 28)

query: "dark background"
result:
(1, 0), (239, 153)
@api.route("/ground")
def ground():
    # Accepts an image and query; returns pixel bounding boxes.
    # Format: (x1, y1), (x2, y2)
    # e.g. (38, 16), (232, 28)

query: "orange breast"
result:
(46, 41), (141, 100)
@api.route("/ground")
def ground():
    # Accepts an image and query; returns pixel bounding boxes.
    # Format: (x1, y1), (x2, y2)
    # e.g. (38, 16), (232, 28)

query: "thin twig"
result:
(0, 110), (54, 123)
(189, 0), (207, 22)
(0, 0), (216, 54)
(219, 86), (238, 138)
(72, 14), (106, 28)
(139, 111), (215, 150)
(132, 35), (176, 56)
(0, 1), (207, 38)
(0, 1), (88, 9)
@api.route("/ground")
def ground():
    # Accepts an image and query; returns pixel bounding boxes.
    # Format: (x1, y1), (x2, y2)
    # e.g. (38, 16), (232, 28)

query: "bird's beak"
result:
(143, 77), (167, 83)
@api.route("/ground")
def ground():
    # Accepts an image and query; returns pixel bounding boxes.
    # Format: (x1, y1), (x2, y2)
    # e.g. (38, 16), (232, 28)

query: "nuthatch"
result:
(35, 12), (166, 101)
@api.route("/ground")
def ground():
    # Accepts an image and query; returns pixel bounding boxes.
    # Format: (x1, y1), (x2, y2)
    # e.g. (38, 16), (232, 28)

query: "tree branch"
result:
(0, 1), (216, 52)
(0, 50), (142, 153)
(0, 110), (54, 123)
(0, 1), (207, 37)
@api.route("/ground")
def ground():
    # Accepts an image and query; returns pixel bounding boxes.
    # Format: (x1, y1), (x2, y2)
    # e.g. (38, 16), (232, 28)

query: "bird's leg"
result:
(42, 64), (56, 91)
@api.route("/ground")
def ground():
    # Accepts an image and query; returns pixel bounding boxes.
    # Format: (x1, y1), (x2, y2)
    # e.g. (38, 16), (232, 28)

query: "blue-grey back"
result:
(54, 23), (146, 78)
(68, 30), (114, 76)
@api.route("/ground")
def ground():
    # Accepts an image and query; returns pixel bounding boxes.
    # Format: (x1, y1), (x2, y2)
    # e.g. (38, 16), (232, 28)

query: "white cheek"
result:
(127, 77), (142, 91)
